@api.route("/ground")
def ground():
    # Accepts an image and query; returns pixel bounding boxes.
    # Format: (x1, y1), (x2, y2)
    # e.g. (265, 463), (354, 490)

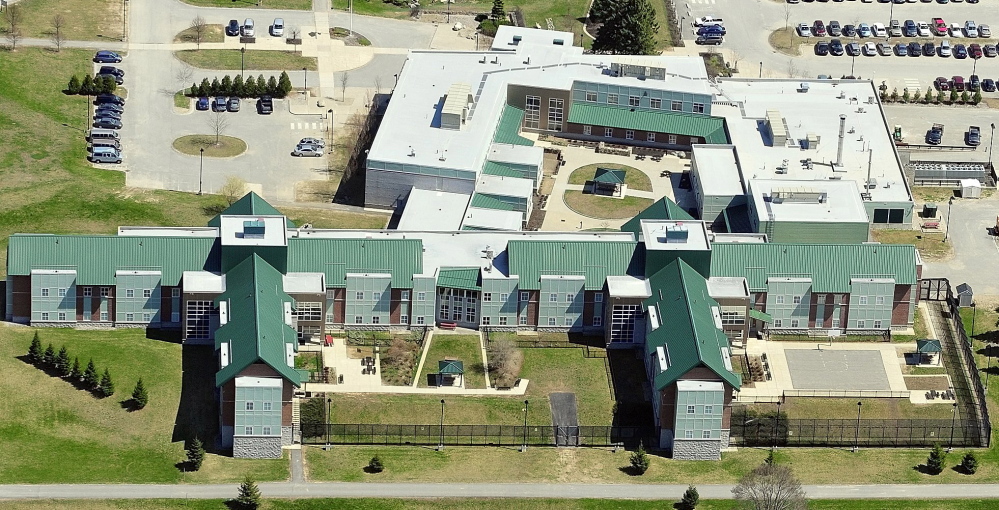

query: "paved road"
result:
(3, 481), (999, 500)
(922, 193), (999, 296)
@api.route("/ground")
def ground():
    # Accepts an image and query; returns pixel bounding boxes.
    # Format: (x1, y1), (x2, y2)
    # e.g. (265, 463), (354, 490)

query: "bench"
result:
(438, 321), (458, 330)
(923, 221), (940, 229)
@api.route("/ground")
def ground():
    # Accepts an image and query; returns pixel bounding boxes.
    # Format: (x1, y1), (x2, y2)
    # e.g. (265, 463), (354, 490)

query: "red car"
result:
(933, 18), (948, 36)
(934, 77), (951, 91)
(813, 20), (827, 36)
(952, 76), (966, 92)
(969, 43), (984, 59)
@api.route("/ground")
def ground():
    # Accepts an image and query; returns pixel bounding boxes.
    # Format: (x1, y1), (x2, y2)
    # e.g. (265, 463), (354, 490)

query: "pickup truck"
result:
(694, 16), (723, 27)
(257, 95), (273, 115)
(927, 123), (944, 145)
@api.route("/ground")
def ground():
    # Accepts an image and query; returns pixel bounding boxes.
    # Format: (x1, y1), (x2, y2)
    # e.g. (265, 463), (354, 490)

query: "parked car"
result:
(967, 126), (981, 146)
(797, 23), (812, 37)
(908, 41), (922, 56)
(93, 117), (122, 129)
(889, 20), (903, 37)
(965, 21), (979, 38)
(862, 42), (878, 56)
(242, 18), (255, 37)
(846, 42), (861, 56)
(894, 42), (909, 56)
(99, 66), (124, 79)
(815, 41), (830, 56)
(96, 93), (125, 105)
(903, 20), (917, 37)
(227, 97), (240, 112)
(935, 76), (951, 90)
(829, 20), (842, 36)
(952, 75), (966, 91)
(693, 16), (723, 26)
(927, 123), (944, 145)
(917, 22), (931, 37)
(955, 44), (968, 58)
(969, 74), (982, 91)
(299, 137), (325, 148)
(93, 50), (122, 63)
(872, 23), (887, 38)
(212, 96), (227, 111)
(858, 23), (872, 37)
(88, 147), (122, 164)
(843, 24), (858, 37)
(981, 24), (992, 37)
(983, 78), (996, 92)
(877, 42), (892, 55)
(939, 40), (952, 56)
(94, 103), (123, 114)
(950, 23), (965, 37)
(697, 25), (726, 36)
(813, 20), (827, 36)
(923, 42), (935, 56)
(96, 70), (123, 85)
(94, 108), (121, 120)
(696, 34), (724, 45)
(933, 18), (948, 36)
(257, 95), (273, 114)
(985, 44), (998, 57)
(226, 20), (240, 36)
(292, 144), (324, 157)
(969, 43), (983, 58)
(271, 18), (285, 37)
(196, 97), (209, 110)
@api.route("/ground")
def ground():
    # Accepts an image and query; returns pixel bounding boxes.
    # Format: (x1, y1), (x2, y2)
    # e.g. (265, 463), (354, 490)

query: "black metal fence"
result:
(301, 423), (656, 448)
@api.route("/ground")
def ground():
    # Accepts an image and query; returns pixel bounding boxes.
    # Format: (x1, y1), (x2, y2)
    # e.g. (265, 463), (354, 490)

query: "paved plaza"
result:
(785, 349), (891, 391)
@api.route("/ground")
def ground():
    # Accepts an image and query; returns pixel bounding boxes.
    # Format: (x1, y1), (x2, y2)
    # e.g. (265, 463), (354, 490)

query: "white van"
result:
(243, 18), (255, 37)
(89, 147), (122, 164)
(88, 128), (120, 141)
(89, 139), (121, 150)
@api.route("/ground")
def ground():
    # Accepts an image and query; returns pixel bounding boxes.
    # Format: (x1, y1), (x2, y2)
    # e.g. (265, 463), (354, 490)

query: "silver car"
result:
(292, 144), (324, 157)
(299, 137), (325, 148)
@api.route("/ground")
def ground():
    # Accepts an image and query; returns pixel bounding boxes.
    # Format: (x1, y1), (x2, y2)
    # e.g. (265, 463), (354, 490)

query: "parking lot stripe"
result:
(290, 122), (296, 130)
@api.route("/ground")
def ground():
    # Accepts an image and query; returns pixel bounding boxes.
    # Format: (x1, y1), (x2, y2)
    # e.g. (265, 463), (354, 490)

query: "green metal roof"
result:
(620, 197), (694, 235)
(645, 260), (741, 391)
(471, 193), (517, 211)
(917, 339), (942, 353)
(438, 359), (464, 374)
(437, 267), (481, 290)
(482, 160), (526, 178)
(286, 237), (422, 288)
(507, 240), (641, 290)
(709, 243), (917, 293)
(6, 234), (220, 286)
(214, 254), (301, 387)
(568, 103), (729, 144)
(207, 192), (296, 228)
(593, 168), (626, 184)
(493, 105), (535, 146)
(748, 309), (773, 323)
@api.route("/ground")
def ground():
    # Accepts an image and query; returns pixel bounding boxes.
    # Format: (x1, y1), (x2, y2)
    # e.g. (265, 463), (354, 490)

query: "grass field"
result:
(174, 24), (226, 44)
(872, 229), (951, 261)
(179, 0), (312, 9)
(0, 325), (288, 483)
(16, 0), (121, 41)
(174, 50), (318, 71)
(769, 27), (804, 58)
(173, 135), (248, 158)
(173, 89), (191, 109)
(567, 163), (653, 192)
(742, 397), (956, 420)
(563, 191), (654, 220)
(418, 335), (485, 389)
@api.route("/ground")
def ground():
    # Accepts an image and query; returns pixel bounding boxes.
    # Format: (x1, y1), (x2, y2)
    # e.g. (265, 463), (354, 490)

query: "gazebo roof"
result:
(593, 168), (626, 185)
(916, 339), (942, 353)
(438, 359), (464, 374)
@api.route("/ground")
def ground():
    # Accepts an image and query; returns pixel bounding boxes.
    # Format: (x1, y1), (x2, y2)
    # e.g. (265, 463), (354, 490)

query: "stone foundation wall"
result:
(672, 438), (722, 461)
(282, 426), (293, 446)
(72, 322), (115, 330)
(233, 436), (282, 459)
(720, 430), (730, 449)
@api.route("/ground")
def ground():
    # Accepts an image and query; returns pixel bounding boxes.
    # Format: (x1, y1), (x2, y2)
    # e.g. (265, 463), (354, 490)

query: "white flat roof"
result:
(607, 275), (652, 298)
(115, 270), (161, 276)
(183, 271), (225, 293)
(706, 277), (749, 298)
(235, 376), (283, 388)
(490, 25), (576, 51)
(118, 226), (219, 237)
(282, 272), (325, 294)
(676, 380), (724, 392)
(640, 220), (711, 252)
(693, 144), (744, 197)
(477, 174), (534, 199)
(397, 188), (470, 231)
(713, 78), (912, 204)
(487, 143), (544, 167)
(219, 215), (287, 247)
(461, 207), (523, 231)
(748, 179), (870, 224)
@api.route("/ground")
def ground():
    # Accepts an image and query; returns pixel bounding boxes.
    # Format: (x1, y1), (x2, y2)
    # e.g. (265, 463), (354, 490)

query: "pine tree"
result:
(926, 443), (946, 475)
(267, 75), (279, 96)
(961, 90), (970, 104)
(244, 76), (258, 97)
(912, 88), (921, 104)
(67, 75), (81, 95)
(43, 343), (56, 367)
(132, 377), (149, 409)
(589, 0), (619, 22)
(221, 75), (233, 96)
(902, 88), (910, 104)
(210, 77), (221, 96)
(629, 441), (650, 475)
(591, 0), (659, 55)
(233, 75), (245, 97)
(99, 368), (115, 397)
(27, 332), (43, 364)
(200, 77), (212, 97)
(961, 451), (979, 474)
(191, 82), (201, 97)
(278, 71), (293, 97)
(257, 74), (267, 96)
(80, 74), (95, 96)
(973, 89), (983, 105)
(368, 455), (384, 473)
(925, 85), (933, 104)
(679, 484), (700, 510)
(950, 88), (959, 104)
(936, 90), (945, 104)
(83, 358), (99, 388)
(70, 356), (82, 381)
(56, 346), (70, 377)
(889, 87), (899, 102)
(234, 476), (262, 510)
(491, 0), (505, 20)
(99, 75), (117, 95)
(764, 449), (777, 465)
(187, 437), (206, 471)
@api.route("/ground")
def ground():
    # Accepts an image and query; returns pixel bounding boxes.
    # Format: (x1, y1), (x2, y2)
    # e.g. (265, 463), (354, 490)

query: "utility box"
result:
(956, 283), (974, 308)
(923, 203), (938, 218)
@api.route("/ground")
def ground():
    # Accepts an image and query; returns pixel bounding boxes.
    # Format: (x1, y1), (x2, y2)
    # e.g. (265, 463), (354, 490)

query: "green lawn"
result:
(872, 229), (951, 261)
(0, 325), (288, 483)
(174, 24), (226, 44)
(563, 191), (654, 220)
(173, 89), (191, 109)
(178, 0), (312, 9)
(567, 163), (653, 192)
(417, 334), (485, 389)
(173, 135), (248, 158)
(742, 397), (955, 420)
(174, 50), (318, 71)
(16, 0), (122, 41)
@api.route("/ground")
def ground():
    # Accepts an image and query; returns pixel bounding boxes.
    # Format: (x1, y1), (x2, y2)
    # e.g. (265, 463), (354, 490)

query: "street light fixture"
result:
(327, 108), (333, 135)
(240, 46), (246, 79)
(438, 399), (446, 451)
(853, 401), (862, 453)
(325, 397), (332, 449)
(989, 123), (996, 171)
(521, 400), (529, 452)
(302, 67), (308, 96)
(759, 61), (763, 79)
(198, 148), (204, 195)
(948, 402), (958, 452)
(773, 400), (782, 451)
(122, 0), (127, 42)
(944, 196), (955, 241)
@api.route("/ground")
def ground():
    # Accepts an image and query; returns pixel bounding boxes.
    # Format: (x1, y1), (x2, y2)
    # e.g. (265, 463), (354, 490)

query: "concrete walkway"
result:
(305, 380), (529, 395)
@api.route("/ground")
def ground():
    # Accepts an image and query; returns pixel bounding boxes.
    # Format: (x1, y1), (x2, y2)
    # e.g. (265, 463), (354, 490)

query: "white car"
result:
(694, 16), (723, 26)
(939, 39), (952, 56)
(797, 23), (812, 37)
(872, 23), (887, 38)
(965, 21), (979, 38)
(298, 137), (325, 148)
(981, 24), (992, 38)
(292, 144), (324, 157)
(271, 18), (284, 37)
(862, 42), (878, 56)
(950, 23), (964, 38)
(917, 22), (931, 37)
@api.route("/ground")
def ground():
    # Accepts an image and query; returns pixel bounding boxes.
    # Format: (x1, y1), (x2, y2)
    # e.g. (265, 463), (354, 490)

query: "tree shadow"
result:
(120, 398), (143, 412)
(202, 203), (227, 216)
(362, 465), (384, 474)
(912, 464), (941, 476)
(951, 464), (975, 475)
(618, 465), (644, 476)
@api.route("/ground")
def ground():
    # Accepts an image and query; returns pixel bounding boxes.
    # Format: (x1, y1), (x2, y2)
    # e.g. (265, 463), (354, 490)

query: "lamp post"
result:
(851, 55), (856, 78)
(327, 108), (333, 135)
(302, 67), (308, 95)
(240, 46), (246, 79)
(987, 345), (994, 389)
(325, 397), (332, 449)
(853, 401), (862, 452)
(944, 196), (954, 241)
(889, 2), (894, 24)
(438, 399), (446, 451)
(349, 0), (354, 36)
(446, 0), (450, 24)
(948, 402), (958, 452)
(198, 148), (204, 195)
(122, 0), (126, 42)
(521, 400), (529, 452)
(772, 400), (782, 450)
(972, 303), (977, 340)
(759, 61), (763, 78)
(989, 123), (996, 171)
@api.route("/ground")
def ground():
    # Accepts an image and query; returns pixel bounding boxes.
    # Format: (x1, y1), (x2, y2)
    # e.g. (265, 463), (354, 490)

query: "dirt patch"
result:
(904, 375), (951, 391)
(555, 448), (579, 483)
(295, 180), (338, 203)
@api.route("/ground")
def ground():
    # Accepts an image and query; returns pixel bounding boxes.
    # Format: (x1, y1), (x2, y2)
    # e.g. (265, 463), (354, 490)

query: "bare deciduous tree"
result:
(189, 16), (208, 50)
(175, 62), (194, 87)
(219, 175), (247, 206)
(729, 51), (743, 74)
(4, 5), (24, 50)
(339, 72), (349, 101)
(786, 59), (799, 79)
(206, 111), (230, 145)
(290, 27), (300, 51)
(486, 339), (523, 387)
(51, 14), (66, 52)
(732, 463), (807, 510)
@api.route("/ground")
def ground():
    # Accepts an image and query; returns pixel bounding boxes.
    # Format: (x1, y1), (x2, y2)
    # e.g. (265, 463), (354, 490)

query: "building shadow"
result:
(172, 345), (221, 454)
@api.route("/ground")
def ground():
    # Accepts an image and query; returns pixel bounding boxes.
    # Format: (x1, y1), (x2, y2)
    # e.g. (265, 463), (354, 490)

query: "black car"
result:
(94, 109), (122, 120)
(829, 20), (842, 36)
(95, 102), (124, 114)
(99, 66), (125, 78)
(970, 75), (982, 91)
(968, 126), (981, 146)
(93, 50), (122, 63)
(257, 95), (273, 114)
(955, 44), (968, 59)
(984, 78), (997, 92)
(903, 19), (917, 37)
(828, 39), (844, 56)
(846, 43), (861, 57)
(93, 117), (122, 129)
(927, 126), (943, 145)
(226, 20), (241, 36)
(815, 41), (830, 56)
(908, 42), (922, 57)
(96, 93), (125, 105)
(843, 24), (857, 37)
(212, 96), (227, 112)
(196, 97), (210, 110)
(96, 71), (123, 85)
(923, 42), (935, 56)
(697, 25), (726, 36)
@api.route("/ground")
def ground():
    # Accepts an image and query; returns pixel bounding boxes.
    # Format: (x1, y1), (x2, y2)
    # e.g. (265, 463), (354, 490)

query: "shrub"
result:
(765, 449), (777, 465)
(368, 455), (384, 473)
(56, 346), (71, 377)
(187, 437), (205, 471)
(66, 75), (81, 94)
(478, 19), (510, 37)
(630, 442), (650, 475)
(973, 90), (982, 105)
(233, 476), (261, 510)
(926, 443), (946, 475)
(83, 358), (99, 388)
(678, 484), (699, 510)
(132, 377), (149, 409)
(27, 332), (43, 365)
(99, 368), (115, 397)
(43, 343), (56, 367)
(961, 451), (978, 474)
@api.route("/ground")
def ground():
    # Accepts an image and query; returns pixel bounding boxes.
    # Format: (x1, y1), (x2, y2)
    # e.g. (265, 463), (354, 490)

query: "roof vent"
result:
(512, 35), (522, 44)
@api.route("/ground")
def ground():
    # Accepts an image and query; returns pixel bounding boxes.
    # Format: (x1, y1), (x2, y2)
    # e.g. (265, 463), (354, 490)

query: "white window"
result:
(401, 290), (410, 300)
(793, 296), (801, 304)
(859, 296), (868, 305)
(294, 302), (323, 321)
(172, 288), (181, 298)
(83, 287), (93, 297)
(604, 127), (614, 138)
(482, 293), (492, 302)
(791, 319), (799, 328)
(650, 98), (662, 109)
(549, 293), (558, 302)
(499, 316), (508, 325)
(776, 296), (785, 304)
(629, 96), (640, 107)
(520, 315), (528, 325)
(594, 293), (603, 303)
(101, 311), (109, 321)
(874, 320), (883, 329)
(876, 296), (885, 305)
(686, 405), (695, 414)
(354, 316), (363, 324)
(246, 402), (255, 411)
(647, 132), (656, 142)
(58, 312), (66, 321)
(82, 314), (91, 322)
(702, 430), (712, 439)
(693, 103), (705, 113)
(142, 289), (152, 298)
(416, 316), (425, 325)
(858, 320), (866, 329)
(125, 289), (134, 298)
(685, 430), (694, 439)
(401, 315), (410, 324)
(625, 130), (634, 140)
(774, 319), (783, 328)
(372, 316), (380, 324)
(100, 287), (110, 297)
(671, 100), (683, 111)
(583, 125), (592, 135)
(668, 134), (677, 145)
(815, 318), (824, 328)
(372, 292), (381, 302)
(704, 405), (713, 415)
(564, 317), (573, 326)
(262, 427), (272, 436)
(417, 292), (426, 301)
(58, 288), (67, 297)
(356, 292), (364, 300)
(548, 317), (556, 326)
(520, 292), (530, 302)
(124, 312), (134, 321)
(525, 95), (541, 129)
(142, 313), (150, 322)
(585, 91), (597, 102)
(245, 426), (253, 435)
(832, 318), (841, 328)
(41, 288), (49, 297)
(41, 312), (49, 321)
(607, 93), (618, 104)
(482, 316), (491, 325)
(593, 316), (602, 327)
(500, 293), (509, 302)
(565, 293), (573, 303)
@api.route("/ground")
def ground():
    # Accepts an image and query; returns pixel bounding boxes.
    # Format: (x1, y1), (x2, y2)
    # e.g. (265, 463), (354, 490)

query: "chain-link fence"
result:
(301, 423), (656, 448)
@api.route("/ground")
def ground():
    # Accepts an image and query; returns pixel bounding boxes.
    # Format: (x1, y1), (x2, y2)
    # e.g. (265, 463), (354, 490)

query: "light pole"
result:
(853, 401), (862, 453)
(972, 302), (977, 340)
(521, 400), (529, 452)
(198, 148), (204, 195)
(122, 0), (126, 42)
(989, 123), (996, 171)
(851, 55), (856, 78)
(437, 399), (445, 451)
(944, 196), (954, 241)
(327, 108), (333, 135)
(889, 2), (894, 24)
(240, 46), (246, 79)
(446, 0), (450, 24)
(772, 400), (782, 450)
(759, 61), (763, 78)
(325, 397), (332, 449)
(948, 402), (958, 452)
(987, 344), (994, 389)
(302, 67), (308, 95)
(349, 0), (354, 36)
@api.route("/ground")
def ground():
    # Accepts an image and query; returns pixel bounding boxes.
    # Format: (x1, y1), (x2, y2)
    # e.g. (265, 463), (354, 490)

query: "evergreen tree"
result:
(27, 332), (43, 365)
(902, 88), (910, 103)
(83, 358), (99, 388)
(70, 356), (82, 381)
(961, 451), (979, 474)
(973, 89), (983, 105)
(67, 75), (81, 95)
(764, 449), (777, 465)
(132, 377), (149, 409)
(187, 437), (206, 471)
(257, 74), (267, 96)
(267, 75), (279, 96)
(100, 75), (117, 94)
(679, 484), (700, 510)
(191, 82), (201, 97)
(232, 75), (245, 97)
(926, 443), (946, 475)
(278, 71), (293, 97)
(200, 77), (212, 97)
(591, 0), (659, 55)
(368, 455), (384, 473)
(56, 346), (70, 377)
(889, 87), (898, 103)
(491, 0), (505, 20)
(210, 77), (221, 96)
(950, 87), (959, 103)
(99, 368), (115, 397)
(43, 343), (56, 367)
(629, 441), (650, 475)
(80, 74), (95, 96)
(962, 90), (971, 104)
(589, 0), (618, 23)
(925, 85), (933, 104)
(221, 75), (233, 96)
(244, 76), (258, 97)
(936, 89), (945, 104)
(234, 476), (262, 510)
(912, 88), (921, 104)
